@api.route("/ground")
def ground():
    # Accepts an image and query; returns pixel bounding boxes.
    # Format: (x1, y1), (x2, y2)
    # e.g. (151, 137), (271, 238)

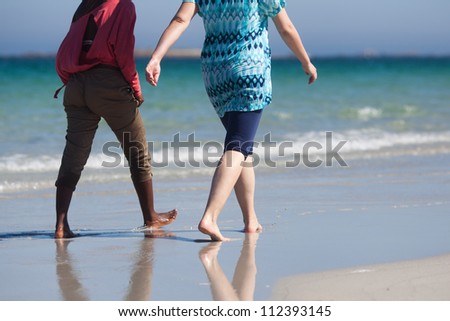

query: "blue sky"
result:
(1, 0), (449, 56)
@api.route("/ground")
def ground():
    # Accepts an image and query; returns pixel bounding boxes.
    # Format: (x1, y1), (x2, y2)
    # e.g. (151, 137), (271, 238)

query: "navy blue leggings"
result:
(220, 109), (263, 158)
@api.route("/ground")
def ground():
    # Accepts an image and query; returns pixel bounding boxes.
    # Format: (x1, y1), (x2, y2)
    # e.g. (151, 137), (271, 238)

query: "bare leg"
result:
(55, 185), (77, 239)
(133, 179), (177, 229)
(198, 151), (245, 241)
(199, 243), (239, 300)
(231, 233), (259, 300)
(234, 156), (262, 233)
(55, 239), (88, 300)
(124, 238), (154, 301)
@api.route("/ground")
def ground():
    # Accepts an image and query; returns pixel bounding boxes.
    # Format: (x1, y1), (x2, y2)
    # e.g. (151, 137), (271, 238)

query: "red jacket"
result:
(56, 0), (141, 97)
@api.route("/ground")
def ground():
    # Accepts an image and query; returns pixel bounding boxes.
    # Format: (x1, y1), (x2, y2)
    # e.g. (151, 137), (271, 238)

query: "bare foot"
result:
(54, 225), (77, 239)
(243, 230), (260, 246)
(143, 229), (175, 239)
(244, 222), (263, 234)
(199, 242), (222, 267)
(198, 219), (230, 242)
(145, 209), (178, 228)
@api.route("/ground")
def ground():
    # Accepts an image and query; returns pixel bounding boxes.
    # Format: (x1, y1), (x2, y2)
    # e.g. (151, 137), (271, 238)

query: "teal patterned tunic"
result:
(182, 0), (286, 117)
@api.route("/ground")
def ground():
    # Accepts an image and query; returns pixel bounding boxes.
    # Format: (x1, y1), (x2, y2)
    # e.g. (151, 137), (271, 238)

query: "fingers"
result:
(146, 70), (159, 86)
(133, 92), (144, 107)
(145, 61), (161, 87)
(304, 64), (318, 85)
(146, 74), (157, 86)
(136, 96), (145, 107)
(308, 73), (317, 85)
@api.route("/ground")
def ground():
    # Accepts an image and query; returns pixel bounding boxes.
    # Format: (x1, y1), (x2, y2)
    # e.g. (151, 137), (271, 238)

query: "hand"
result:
(135, 92), (144, 107)
(146, 58), (161, 87)
(303, 62), (318, 85)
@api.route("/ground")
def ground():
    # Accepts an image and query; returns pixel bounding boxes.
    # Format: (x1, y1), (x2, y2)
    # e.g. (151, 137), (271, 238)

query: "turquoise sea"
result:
(1, 56), (449, 194)
(1, 57), (450, 301)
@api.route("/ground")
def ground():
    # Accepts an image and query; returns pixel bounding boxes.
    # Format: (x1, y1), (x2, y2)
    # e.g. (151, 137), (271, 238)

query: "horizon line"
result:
(1, 48), (450, 59)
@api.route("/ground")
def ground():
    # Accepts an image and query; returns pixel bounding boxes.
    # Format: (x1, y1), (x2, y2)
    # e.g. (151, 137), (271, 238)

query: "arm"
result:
(272, 9), (317, 85)
(114, 3), (144, 105)
(146, 3), (197, 86)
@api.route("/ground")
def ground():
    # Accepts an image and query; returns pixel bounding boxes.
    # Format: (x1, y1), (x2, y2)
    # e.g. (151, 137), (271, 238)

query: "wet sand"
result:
(1, 153), (450, 301)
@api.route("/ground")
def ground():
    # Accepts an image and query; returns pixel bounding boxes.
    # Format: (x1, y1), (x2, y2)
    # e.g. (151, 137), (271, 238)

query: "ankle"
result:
(244, 213), (258, 225)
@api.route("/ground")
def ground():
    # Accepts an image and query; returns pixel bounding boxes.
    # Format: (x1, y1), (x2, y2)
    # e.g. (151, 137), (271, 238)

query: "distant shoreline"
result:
(1, 48), (450, 60)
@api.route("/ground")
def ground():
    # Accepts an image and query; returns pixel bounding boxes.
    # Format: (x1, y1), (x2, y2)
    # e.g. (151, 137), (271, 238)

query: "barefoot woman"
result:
(54, 0), (177, 238)
(146, 0), (317, 241)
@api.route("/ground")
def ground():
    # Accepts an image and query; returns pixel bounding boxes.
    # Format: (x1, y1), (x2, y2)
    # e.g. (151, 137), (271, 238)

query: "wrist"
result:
(150, 54), (162, 64)
(301, 59), (311, 67)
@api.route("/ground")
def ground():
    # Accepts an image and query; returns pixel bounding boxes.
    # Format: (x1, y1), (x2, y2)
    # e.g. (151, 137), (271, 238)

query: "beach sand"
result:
(1, 152), (450, 301)
(271, 254), (450, 301)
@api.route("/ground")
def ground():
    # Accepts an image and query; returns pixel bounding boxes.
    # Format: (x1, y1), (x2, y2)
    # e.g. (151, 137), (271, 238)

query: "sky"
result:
(1, 0), (449, 57)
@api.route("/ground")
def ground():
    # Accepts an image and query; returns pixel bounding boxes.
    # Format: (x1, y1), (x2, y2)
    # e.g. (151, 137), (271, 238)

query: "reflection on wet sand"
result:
(55, 231), (259, 301)
(199, 233), (259, 301)
(55, 240), (89, 301)
(55, 230), (172, 301)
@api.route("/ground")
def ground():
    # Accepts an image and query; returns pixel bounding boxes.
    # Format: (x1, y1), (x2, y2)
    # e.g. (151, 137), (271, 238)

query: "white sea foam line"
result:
(281, 129), (450, 154)
(2, 130), (450, 174)
(0, 180), (55, 193)
(356, 106), (382, 121)
(350, 104), (420, 121)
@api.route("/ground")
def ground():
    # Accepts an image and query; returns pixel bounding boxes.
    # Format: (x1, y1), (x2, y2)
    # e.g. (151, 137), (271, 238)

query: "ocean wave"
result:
(1, 129), (450, 174)
(0, 153), (104, 173)
(252, 128), (450, 168)
(339, 104), (422, 121)
(2, 129), (450, 193)
(344, 129), (450, 152)
(352, 106), (383, 121)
